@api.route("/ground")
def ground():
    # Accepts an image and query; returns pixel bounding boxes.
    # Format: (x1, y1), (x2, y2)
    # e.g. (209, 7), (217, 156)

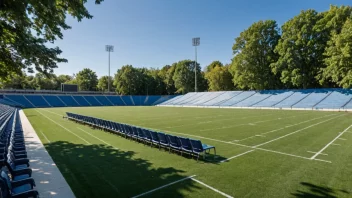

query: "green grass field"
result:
(24, 107), (352, 198)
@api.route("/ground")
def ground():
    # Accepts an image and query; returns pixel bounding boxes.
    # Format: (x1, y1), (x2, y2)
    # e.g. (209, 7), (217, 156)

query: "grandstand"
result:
(0, 93), (176, 108)
(158, 88), (352, 110)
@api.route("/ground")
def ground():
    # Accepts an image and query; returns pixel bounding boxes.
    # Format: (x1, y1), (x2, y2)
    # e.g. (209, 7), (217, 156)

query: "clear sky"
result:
(53, 0), (351, 77)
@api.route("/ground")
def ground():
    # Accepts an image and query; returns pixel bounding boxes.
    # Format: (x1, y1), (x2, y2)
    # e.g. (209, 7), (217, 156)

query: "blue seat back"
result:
(190, 139), (203, 153)
(179, 137), (192, 150)
(150, 131), (159, 142)
(142, 129), (152, 140)
(158, 133), (169, 144)
(137, 128), (145, 138)
(167, 135), (181, 147)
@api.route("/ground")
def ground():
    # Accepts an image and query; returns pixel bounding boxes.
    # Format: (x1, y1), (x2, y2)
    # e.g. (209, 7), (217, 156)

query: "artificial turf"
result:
(24, 106), (352, 197)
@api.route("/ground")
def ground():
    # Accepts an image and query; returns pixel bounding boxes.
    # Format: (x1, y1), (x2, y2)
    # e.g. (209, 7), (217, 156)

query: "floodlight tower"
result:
(192, 38), (200, 92)
(105, 45), (114, 93)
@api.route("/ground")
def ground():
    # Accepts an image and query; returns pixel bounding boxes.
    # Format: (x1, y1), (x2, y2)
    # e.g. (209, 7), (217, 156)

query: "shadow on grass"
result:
(44, 141), (201, 198)
(292, 182), (350, 198)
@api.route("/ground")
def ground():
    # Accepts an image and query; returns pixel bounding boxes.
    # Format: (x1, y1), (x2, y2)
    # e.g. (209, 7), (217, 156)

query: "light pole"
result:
(105, 45), (114, 93)
(192, 37), (200, 92)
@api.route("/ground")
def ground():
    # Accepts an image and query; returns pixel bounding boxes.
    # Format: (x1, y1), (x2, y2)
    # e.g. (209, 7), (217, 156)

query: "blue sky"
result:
(53, 0), (351, 77)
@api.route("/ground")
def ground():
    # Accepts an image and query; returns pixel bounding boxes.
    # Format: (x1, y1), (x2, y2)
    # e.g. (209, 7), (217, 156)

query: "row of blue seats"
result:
(159, 89), (352, 109)
(0, 105), (39, 198)
(0, 95), (176, 108)
(66, 112), (216, 160)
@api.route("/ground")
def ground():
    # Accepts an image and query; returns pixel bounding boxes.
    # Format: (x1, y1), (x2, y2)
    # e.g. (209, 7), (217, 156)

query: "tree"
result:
(272, 10), (323, 89)
(321, 19), (352, 88)
(114, 65), (144, 95)
(76, 68), (98, 91)
(97, 76), (114, 92)
(230, 20), (281, 90)
(34, 73), (57, 90)
(0, 0), (103, 82)
(314, 5), (352, 87)
(158, 65), (176, 95)
(205, 63), (234, 91)
(172, 60), (204, 94)
(205, 61), (223, 72)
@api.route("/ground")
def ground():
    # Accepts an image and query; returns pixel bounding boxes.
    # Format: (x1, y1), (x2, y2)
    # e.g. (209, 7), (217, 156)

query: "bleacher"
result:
(0, 94), (177, 108)
(0, 104), (39, 197)
(158, 89), (352, 110)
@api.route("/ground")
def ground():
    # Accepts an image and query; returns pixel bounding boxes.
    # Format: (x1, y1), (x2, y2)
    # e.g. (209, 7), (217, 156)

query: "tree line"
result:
(1, 3), (351, 94)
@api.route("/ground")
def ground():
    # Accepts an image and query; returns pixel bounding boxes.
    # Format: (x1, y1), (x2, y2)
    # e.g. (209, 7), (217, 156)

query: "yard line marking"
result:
(191, 178), (233, 198)
(312, 158), (332, 163)
(131, 175), (197, 198)
(36, 110), (91, 145)
(253, 114), (344, 148)
(236, 114), (336, 142)
(255, 135), (265, 137)
(155, 129), (330, 163)
(331, 143), (340, 146)
(220, 150), (255, 163)
(307, 151), (328, 156)
(39, 130), (51, 143)
(338, 138), (347, 141)
(166, 113), (275, 129)
(200, 113), (314, 132)
(77, 128), (118, 150)
(310, 124), (352, 160)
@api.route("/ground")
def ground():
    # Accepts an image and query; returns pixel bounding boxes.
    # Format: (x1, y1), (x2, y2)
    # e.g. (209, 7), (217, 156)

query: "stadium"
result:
(1, 1), (352, 198)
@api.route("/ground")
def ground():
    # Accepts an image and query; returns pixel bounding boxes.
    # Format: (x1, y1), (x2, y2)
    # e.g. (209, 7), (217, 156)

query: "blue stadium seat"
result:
(72, 96), (90, 106)
(95, 96), (113, 106)
(24, 95), (50, 107)
(43, 95), (66, 107)
(59, 96), (80, 106)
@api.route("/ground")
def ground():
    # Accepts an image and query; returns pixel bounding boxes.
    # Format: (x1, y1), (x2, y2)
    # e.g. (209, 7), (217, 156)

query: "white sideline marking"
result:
(338, 138), (347, 141)
(220, 150), (255, 163)
(77, 128), (118, 150)
(36, 110), (91, 145)
(39, 130), (51, 143)
(191, 178), (233, 198)
(41, 109), (63, 116)
(253, 115), (344, 148)
(307, 151), (328, 156)
(131, 175), (197, 198)
(310, 124), (352, 160)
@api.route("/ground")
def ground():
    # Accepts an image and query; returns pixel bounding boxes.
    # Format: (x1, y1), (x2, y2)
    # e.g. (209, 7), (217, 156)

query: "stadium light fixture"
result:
(105, 45), (114, 93)
(192, 38), (200, 92)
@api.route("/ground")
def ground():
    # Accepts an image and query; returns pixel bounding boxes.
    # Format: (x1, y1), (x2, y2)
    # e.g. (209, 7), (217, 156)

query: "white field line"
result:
(235, 114), (336, 142)
(191, 178), (234, 198)
(36, 110), (91, 145)
(219, 150), (255, 163)
(39, 130), (51, 143)
(131, 175), (197, 198)
(338, 138), (347, 141)
(167, 113), (276, 129)
(310, 124), (352, 160)
(77, 128), (119, 150)
(156, 129), (330, 163)
(252, 115), (344, 148)
(200, 114), (309, 132)
(331, 143), (340, 146)
(255, 135), (265, 137)
(307, 151), (328, 156)
(40, 108), (63, 116)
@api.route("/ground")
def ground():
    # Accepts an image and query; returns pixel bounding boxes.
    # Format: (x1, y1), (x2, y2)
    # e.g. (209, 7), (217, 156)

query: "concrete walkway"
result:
(20, 110), (76, 198)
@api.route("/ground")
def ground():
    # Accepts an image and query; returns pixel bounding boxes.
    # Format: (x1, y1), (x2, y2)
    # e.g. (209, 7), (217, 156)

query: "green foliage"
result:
(159, 65), (177, 95)
(205, 61), (223, 72)
(0, 0), (103, 82)
(97, 76), (114, 92)
(76, 68), (98, 91)
(231, 20), (281, 90)
(114, 65), (144, 95)
(272, 10), (324, 89)
(321, 19), (352, 88)
(173, 60), (205, 94)
(205, 63), (234, 91)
